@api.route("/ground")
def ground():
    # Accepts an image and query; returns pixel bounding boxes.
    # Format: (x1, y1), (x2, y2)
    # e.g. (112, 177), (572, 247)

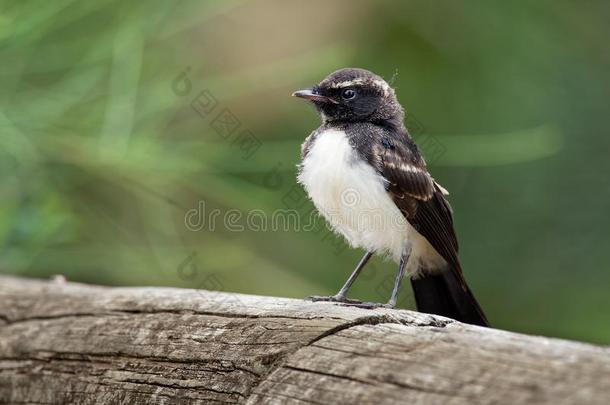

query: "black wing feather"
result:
(371, 127), (488, 325)
(372, 128), (468, 282)
(411, 185), (460, 269)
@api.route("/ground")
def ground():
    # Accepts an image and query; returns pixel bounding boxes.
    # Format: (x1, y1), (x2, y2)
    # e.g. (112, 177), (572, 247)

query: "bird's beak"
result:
(292, 88), (338, 104)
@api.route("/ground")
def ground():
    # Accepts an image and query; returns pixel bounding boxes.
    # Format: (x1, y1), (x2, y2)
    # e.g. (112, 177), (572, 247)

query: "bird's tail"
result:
(410, 268), (489, 327)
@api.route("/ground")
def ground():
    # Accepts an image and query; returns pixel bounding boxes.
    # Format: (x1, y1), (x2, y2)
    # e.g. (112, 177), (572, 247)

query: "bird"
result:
(292, 68), (489, 327)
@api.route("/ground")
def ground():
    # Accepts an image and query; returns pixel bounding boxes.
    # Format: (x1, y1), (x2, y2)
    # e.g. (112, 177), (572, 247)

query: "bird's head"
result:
(293, 68), (403, 125)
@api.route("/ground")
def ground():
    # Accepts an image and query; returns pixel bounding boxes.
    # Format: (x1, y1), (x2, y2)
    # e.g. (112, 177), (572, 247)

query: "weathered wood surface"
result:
(0, 276), (609, 404)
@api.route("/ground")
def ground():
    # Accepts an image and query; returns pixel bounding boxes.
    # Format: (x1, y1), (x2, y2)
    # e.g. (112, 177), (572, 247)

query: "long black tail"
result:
(410, 269), (489, 327)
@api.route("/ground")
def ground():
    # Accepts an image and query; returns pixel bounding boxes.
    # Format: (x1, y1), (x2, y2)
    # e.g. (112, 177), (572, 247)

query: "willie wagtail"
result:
(293, 68), (489, 327)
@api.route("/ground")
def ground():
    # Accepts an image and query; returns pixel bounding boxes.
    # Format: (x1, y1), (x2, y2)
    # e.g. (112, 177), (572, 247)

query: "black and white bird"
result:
(293, 68), (489, 326)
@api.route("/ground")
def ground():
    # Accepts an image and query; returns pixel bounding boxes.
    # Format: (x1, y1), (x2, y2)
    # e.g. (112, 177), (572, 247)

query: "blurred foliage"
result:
(1, 0), (609, 344)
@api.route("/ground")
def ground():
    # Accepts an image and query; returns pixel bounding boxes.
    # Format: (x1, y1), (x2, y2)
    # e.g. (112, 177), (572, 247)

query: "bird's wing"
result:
(369, 127), (488, 325)
(378, 144), (436, 202)
(373, 137), (461, 270)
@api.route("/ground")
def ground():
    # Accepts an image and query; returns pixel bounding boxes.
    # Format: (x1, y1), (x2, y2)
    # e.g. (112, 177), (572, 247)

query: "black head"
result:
(293, 68), (403, 125)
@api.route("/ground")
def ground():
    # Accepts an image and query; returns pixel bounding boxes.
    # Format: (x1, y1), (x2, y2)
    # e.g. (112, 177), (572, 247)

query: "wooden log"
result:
(0, 276), (608, 404)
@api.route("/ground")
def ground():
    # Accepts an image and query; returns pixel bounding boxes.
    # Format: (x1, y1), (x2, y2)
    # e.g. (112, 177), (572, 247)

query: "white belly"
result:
(298, 128), (414, 264)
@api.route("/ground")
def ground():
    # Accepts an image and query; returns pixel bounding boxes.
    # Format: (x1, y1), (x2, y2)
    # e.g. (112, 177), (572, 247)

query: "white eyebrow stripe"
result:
(330, 78), (391, 96)
(372, 79), (391, 94)
(330, 78), (368, 88)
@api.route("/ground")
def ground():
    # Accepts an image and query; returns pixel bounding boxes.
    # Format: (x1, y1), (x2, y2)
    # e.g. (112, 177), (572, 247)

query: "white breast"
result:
(297, 128), (414, 264)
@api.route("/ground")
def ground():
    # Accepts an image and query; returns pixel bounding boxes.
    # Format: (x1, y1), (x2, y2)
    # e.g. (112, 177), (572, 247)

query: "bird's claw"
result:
(344, 301), (395, 309)
(305, 295), (395, 309)
(306, 295), (352, 303)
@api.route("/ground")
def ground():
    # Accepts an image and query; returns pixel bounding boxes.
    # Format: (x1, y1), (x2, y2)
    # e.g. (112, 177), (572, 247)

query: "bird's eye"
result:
(341, 88), (356, 100)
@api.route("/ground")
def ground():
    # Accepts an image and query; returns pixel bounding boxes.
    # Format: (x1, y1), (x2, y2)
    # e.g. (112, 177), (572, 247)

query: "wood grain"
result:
(0, 276), (608, 404)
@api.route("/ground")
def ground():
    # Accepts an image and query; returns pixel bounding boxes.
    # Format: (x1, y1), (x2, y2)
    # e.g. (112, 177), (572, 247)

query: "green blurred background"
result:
(1, 1), (609, 344)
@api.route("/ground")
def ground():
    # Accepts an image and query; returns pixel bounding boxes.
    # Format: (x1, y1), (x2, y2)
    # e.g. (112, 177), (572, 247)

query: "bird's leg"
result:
(334, 250), (374, 300)
(386, 248), (411, 308)
(307, 251), (373, 303)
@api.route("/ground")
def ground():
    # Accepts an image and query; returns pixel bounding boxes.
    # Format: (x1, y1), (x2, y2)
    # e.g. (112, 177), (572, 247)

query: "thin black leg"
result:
(307, 251), (373, 303)
(386, 251), (410, 308)
(334, 251), (374, 300)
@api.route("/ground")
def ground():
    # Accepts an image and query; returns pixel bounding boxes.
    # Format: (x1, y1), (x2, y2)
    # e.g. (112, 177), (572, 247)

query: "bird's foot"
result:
(344, 301), (395, 309)
(383, 300), (397, 309)
(305, 294), (356, 304)
(305, 295), (394, 309)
